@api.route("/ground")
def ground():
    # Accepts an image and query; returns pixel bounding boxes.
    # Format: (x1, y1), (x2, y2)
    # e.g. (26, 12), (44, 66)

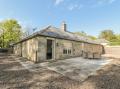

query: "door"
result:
(47, 39), (53, 60)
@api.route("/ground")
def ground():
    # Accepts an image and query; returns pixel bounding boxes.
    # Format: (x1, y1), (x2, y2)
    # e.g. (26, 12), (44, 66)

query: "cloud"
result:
(54, 0), (64, 5)
(91, 0), (117, 7)
(53, 0), (83, 11)
(108, 0), (116, 4)
(68, 4), (83, 11)
(53, 0), (117, 10)
(97, 0), (116, 5)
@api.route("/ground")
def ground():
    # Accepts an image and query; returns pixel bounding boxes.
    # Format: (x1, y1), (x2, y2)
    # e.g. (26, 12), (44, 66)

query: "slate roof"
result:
(14, 26), (100, 45)
(95, 39), (109, 44)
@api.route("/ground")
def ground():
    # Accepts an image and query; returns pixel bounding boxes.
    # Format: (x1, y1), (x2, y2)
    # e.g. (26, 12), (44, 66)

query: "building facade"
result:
(14, 22), (104, 63)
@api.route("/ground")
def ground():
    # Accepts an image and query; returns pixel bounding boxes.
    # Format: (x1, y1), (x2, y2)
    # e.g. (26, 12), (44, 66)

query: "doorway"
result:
(47, 39), (53, 60)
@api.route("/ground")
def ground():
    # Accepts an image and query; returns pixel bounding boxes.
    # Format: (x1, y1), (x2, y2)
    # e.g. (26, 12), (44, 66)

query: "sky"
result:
(0, 0), (120, 36)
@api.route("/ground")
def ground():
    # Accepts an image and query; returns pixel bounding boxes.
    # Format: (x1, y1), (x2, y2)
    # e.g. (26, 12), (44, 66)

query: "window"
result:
(68, 49), (72, 54)
(68, 50), (70, 54)
(63, 49), (66, 54)
(63, 49), (67, 54)
(65, 50), (67, 54)
(69, 50), (71, 54)
(63, 49), (72, 54)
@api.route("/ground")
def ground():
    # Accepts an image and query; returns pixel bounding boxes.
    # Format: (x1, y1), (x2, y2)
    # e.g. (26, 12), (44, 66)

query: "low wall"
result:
(0, 48), (13, 54)
(104, 46), (120, 58)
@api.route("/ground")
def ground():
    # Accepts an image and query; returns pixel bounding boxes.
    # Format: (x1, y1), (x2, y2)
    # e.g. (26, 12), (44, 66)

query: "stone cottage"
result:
(13, 22), (104, 63)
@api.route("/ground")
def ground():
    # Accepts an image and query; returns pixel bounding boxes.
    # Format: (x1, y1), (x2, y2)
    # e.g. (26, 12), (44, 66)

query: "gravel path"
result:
(0, 55), (119, 89)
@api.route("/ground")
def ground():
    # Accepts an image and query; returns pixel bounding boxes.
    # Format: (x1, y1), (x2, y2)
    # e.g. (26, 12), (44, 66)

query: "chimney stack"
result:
(61, 21), (67, 31)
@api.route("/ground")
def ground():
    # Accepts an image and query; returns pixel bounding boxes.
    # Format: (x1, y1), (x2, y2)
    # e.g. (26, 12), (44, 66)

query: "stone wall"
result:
(73, 42), (82, 57)
(14, 43), (22, 56)
(37, 37), (83, 61)
(55, 39), (83, 59)
(14, 37), (38, 62)
(37, 37), (47, 62)
(104, 46), (120, 58)
(22, 37), (38, 62)
(14, 36), (103, 63)
(55, 39), (73, 59)
(82, 43), (103, 59)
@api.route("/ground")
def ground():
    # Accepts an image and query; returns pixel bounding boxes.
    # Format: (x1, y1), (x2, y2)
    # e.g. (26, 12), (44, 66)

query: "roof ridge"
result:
(38, 25), (52, 33)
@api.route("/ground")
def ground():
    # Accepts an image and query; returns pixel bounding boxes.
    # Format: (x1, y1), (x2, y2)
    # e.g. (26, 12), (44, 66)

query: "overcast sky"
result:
(0, 0), (120, 36)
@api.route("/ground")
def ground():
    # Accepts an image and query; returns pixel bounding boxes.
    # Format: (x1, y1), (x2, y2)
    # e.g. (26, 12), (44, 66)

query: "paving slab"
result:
(17, 57), (112, 81)
(39, 57), (112, 81)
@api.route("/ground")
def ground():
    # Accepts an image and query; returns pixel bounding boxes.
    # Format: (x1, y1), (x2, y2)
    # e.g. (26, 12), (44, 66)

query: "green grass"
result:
(109, 42), (120, 46)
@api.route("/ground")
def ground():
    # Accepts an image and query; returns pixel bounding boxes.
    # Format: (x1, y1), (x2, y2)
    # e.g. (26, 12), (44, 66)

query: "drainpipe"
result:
(35, 50), (38, 63)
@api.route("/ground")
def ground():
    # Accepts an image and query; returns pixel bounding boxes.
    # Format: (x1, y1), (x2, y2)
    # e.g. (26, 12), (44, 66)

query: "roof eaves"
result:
(12, 25), (51, 45)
